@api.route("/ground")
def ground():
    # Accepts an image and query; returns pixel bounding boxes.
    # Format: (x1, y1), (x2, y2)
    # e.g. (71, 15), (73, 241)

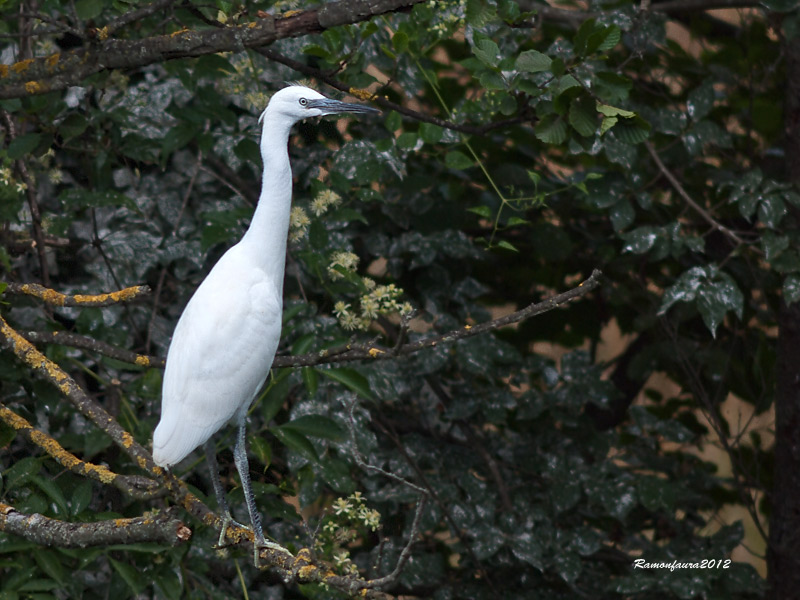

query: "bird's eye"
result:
(299, 98), (308, 107)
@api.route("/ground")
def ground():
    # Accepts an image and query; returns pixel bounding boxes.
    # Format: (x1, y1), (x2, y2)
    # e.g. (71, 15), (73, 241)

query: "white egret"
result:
(152, 86), (379, 564)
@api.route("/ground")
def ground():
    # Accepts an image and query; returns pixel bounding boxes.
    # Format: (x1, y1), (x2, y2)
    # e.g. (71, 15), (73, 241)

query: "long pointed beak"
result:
(307, 98), (381, 115)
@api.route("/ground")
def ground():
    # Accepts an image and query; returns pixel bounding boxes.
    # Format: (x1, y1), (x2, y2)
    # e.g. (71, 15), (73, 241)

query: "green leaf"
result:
(784, 274), (800, 305)
(4, 457), (40, 490)
(534, 114), (568, 144)
(301, 366), (318, 397)
(515, 50), (552, 73)
(496, 240), (519, 252)
(32, 549), (66, 586)
(762, 231), (790, 261)
(613, 117), (651, 144)
(259, 368), (292, 423)
(419, 122), (443, 144)
(397, 131), (418, 150)
(71, 480), (93, 516)
(687, 80), (715, 121)
(30, 475), (68, 516)
(620, 226), (659, 254)
(7, 133), (42, 159)
(320, 367), (374, 399)
(249, 435), (272, 468)
(596, 24), (621, 52)
(270, 426), (319, 462)
(392, 31), (409, 52)
(636, 476), (676, 511)
(281, 414), (346, 441)
(466, 0), (496, 27)
(109, 557), (146, 595)
(467, 205), (492, 219)
(59, 114), (88, 141)
(473, 38), (500, 67)
(75, 0), (103, 20)
(569, 95), (596, 137)
(445, 150), (473, 169)
(596, 103), (635, 118)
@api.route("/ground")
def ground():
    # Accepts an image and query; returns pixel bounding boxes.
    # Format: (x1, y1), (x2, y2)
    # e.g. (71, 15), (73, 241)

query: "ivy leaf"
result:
(319, 367), (374, 400)
(7, 133), (42, 159)
(687, 80), (715, 121)
(621, 226), (659, 254)
(280, 414), (346, 442)
(784, 274), (800, 305)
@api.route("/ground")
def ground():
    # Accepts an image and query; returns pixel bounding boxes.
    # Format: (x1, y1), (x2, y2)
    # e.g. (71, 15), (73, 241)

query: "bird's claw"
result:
(253, 537), (293, 569)
(213, 512), (248, 549)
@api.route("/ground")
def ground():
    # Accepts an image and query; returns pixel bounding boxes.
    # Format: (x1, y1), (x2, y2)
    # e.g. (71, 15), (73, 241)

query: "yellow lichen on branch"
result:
(24, 81), (42, 94)
(0, 403), (119, 486)
(11, 58), (34, 73)
(348, 87), (376, 101)
(10, 282), (150, 307)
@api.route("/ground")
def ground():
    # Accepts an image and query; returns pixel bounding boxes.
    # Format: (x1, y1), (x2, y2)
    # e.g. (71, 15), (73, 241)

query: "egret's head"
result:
(260, 86), (379, 124)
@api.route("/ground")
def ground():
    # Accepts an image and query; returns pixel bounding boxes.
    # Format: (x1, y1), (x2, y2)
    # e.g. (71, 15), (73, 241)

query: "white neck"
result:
(239, 111), (295, 283)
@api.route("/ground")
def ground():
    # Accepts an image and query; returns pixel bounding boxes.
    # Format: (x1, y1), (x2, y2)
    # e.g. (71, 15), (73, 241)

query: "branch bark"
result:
(4, 282), (151, 307)
(0, 0), (424, 99)
(18, 269), (602, 371)
(768, 33), (800, 600)
(0, 402), (159, 499)
(0, 503), (190, 548)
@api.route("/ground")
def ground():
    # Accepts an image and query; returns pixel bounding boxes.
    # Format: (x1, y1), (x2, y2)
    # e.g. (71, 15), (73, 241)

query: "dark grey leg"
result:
(205, 440), (240, 548)
(232, 424), (291, 565)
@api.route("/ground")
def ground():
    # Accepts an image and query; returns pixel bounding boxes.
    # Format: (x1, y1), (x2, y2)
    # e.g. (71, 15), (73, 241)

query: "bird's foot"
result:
(213, 512), (248, 549)
(253, 535), (293, 569)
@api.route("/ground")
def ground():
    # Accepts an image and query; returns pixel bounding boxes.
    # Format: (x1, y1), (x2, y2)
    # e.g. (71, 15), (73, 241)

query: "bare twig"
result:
(361, 498), (426, 590)
(0, 110), (50, 286)
(644, 141), (751, 248)
(345, 397), (428, 495)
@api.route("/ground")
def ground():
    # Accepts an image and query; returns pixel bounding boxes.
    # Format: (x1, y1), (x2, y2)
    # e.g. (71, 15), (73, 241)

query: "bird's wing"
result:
(153, 250), (282, 466)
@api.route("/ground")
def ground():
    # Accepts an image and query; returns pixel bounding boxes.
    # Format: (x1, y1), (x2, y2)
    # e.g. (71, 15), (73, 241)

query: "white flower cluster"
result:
(289, 206), (311, 242)
(311, 189), (342, 216)
(327, 250), (360, 280)
(332, 278), (412, 331)
(318, 492), (382, 575)
(426, 0), (467, 35)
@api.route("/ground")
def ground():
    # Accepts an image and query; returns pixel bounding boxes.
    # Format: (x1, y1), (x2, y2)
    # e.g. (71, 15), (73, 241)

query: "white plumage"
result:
(151, 86), (378, 562)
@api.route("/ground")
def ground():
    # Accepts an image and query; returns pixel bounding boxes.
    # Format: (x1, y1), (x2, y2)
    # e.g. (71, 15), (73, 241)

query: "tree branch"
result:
(257, 47), (526, 135)
(0, 402), (159, 499)
(0, 0), (425, 99)
(644, 141), (752, 249)
(0, 503), (190, 548)
(3, 282), (152, 307)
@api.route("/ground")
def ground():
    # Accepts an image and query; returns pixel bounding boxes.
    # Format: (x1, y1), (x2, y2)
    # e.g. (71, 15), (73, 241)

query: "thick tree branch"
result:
(0, 314), (402, 597)
(4, 282), (151, 307)
(0, 0), (424, 99)
(0, 503), (190, 548)
(0, 402), (159, 499)
(518, 0), (761, 25)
